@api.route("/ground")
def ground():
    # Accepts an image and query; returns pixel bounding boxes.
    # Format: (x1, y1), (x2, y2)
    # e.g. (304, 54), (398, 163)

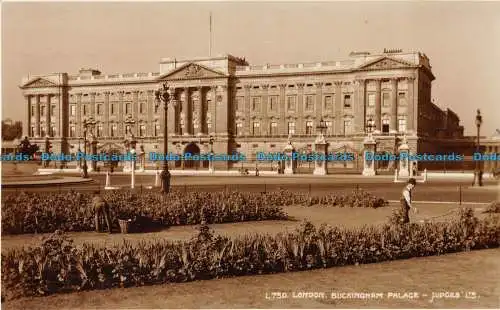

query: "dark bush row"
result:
(1, 189), (387, 235)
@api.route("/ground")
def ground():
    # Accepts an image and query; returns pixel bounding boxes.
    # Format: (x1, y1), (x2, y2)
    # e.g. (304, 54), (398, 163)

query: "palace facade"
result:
(19, 50), (466, 171)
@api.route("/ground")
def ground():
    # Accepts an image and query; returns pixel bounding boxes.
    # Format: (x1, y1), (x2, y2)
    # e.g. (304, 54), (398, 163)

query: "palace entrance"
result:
(183, 142), (200, 169)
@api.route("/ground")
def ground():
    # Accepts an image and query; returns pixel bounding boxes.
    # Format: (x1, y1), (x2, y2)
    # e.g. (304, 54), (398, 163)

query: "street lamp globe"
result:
(475, 109), (482, 128)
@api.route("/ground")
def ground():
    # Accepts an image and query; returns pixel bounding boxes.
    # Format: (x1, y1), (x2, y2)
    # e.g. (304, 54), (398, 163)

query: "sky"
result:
(2, 1), (499, 136)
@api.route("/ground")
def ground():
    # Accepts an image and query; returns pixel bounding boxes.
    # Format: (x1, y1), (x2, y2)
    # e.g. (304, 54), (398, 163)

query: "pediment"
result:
(157, 63), (227, 80)
(22, 78), (58, 88)
(359, 57), (414, 71)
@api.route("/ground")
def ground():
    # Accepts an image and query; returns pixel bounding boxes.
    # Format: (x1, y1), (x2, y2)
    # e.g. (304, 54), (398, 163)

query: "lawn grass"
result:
(3, 248), (498, 309)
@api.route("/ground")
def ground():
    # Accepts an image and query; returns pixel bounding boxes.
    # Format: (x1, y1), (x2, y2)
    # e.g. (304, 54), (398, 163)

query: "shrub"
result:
(483, 201), (500, 214)
(2, 210), (498, 300)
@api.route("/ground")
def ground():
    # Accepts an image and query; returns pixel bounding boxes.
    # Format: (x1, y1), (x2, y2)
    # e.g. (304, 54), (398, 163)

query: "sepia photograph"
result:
(1, 1), (499, 309)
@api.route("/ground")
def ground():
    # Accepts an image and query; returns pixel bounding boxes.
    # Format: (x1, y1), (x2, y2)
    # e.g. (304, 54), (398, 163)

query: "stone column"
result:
(209, 86), (217, 135)
(334, 81), (343, 134)
(75, 94), (82, 137)
(24, 95), (31, 137)
(35, 95), (41, 137)
(296, 83), (304, 135)
(104, 91), (110, 137)
(390, 78), (398, 133)
(355, 79), (366, 134)
(132, 91), (139, 136)
(407, 77), (415, 133)
(182, 88), (189, 135)
(197, 86), (204, 135)
(117, 91), (124, 136)
(54, 94), (61, 138)
(375, 79), (382, 132)
(279, 84), (287, 135)
(45, 94), (51, 137)
(315, 82), (323, 124)
(167, 88), (176, 136)
(216, 85), (229, 136)
(147, 90), (154, 136)
(244, 85), (251, 135)
(90, 92), (96, 117)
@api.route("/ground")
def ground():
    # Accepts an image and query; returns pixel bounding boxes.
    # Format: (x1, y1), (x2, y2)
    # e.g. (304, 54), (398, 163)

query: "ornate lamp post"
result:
(155, 82), (177, 193)
(313, 118), (328, 175)
(208, 135), (215, 173)
(473, 109), (483, 186)
(82, 117), (96, 178)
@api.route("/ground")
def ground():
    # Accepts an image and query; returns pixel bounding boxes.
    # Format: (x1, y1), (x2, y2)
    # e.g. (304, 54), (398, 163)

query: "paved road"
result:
(2, 174), (498, 203)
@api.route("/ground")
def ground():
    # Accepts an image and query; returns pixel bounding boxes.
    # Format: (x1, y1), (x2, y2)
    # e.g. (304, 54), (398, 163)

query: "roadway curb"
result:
(1, 177), (94, 188)
(387, 200), (489, 205)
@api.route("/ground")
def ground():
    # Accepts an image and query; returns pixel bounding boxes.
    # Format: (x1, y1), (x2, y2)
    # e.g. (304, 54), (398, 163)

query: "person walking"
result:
(92, 191), (112, 233)
(401, 178), (418, 223)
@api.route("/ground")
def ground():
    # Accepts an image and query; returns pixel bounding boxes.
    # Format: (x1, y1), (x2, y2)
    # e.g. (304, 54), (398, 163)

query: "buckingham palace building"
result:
(19, 49), (469, 172)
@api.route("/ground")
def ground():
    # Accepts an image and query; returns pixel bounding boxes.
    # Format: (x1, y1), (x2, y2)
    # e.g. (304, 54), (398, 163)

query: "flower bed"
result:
(1, 189), (387, 235)
(2, 209), (498, 300)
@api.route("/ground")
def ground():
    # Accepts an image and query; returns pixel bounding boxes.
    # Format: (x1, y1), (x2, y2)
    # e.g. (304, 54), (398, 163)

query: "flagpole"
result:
(209, 12), (212, 57)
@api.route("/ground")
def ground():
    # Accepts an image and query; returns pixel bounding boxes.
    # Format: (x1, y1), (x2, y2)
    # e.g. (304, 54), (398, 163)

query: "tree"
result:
(2, 120), (23, 141)
(18, 136), (39, 158)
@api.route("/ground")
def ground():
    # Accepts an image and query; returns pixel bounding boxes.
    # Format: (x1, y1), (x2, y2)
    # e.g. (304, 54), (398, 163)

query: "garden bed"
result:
(1, 189), (387, 235)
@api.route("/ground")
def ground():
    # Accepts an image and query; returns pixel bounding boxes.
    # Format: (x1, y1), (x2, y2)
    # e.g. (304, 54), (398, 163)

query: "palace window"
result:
(269, 96), (278, 111)
(288, 122), (296, 135)
(305, 95), (314, 111)
(97, 104), (102, 115)
(398, 117), (407, 133)
(139, 124), (146, 137)
(70, 105), (76, 116)
(366, 118), (375, 132)
(382, 93), (390, 107)
(154, 102), (160, 114)
(382, 118), (390, 133)
(50, 125), (56, 137)
(40, 106), (46, 117)
(83, 104), (87, 116)
(68, 125), (75, 137)
(125, 102), (131, 115)
(253, 122), (260, 136)
(252, 97), (261, 112)
(139, 102), (145, 114)
(287, 96), (297, 111)
(125, 125), (131, 135)
(111, 103), (116, 115)
(324, 95), (333, 111)
(154, 121), (161, 137)
(323, 95), (333, 111)
(343, 95), (352, 108)
(97, 124), (103, 137)
(236, 122), (243, 136)
(40, 127), (46, 137)
(398, 92), (407, 106)
(368, 93), (375, 107)
(270, 122), (278, 136)
(110, 124), (117, 137)
(51, 105), (56, 117)
(236, 96), (244, 111)
(325, 121), (333, 135)
(343, 119), (352, 135)
(306, 121), (313, 135)
(30, 126), (35, 137)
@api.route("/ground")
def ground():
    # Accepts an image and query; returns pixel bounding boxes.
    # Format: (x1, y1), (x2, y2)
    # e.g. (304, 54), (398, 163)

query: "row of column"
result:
(169, 85), (224, 136)
(25, 94), (58, 138)
(484, 146), (499, 171)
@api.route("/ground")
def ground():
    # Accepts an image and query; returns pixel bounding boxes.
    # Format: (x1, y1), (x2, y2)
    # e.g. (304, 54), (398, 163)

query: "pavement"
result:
(1, 176), (93, 187)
